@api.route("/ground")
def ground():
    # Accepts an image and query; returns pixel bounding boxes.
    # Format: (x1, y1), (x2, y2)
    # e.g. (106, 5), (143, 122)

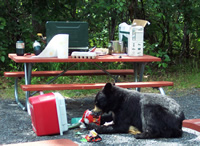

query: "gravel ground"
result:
(0, 88), (200, 146)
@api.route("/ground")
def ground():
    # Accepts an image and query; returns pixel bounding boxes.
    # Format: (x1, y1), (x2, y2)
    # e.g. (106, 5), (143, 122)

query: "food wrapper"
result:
(85, 130), (102, 142)
(80, 109), (101, 125)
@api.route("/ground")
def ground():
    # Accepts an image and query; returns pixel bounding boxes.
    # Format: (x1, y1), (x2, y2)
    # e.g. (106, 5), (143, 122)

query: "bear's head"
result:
(92, 83), (123, 115)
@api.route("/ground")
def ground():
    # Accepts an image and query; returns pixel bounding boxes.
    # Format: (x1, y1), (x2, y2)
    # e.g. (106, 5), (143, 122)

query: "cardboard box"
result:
(29, 92), (68, 136)
(119, 19), (149, 56)
(128, 19), (149, 56)
(129, 42), (144, 56)
(132, 19), (149, 27)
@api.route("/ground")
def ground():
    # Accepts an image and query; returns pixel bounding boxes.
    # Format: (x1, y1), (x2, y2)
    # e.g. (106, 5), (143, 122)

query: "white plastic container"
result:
(119, 19), (149, 56)
(119, 22), (131, 43)
(71, 51), (97, 59)
(128, 41), (143, 56)
(128, 25), (144, 56)
(130, 25), (144, 42)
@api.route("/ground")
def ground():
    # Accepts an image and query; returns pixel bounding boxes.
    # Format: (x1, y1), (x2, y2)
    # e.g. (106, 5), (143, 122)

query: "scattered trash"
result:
(71, 117), (82, 124)
(75, 131), (83, 135)
(70, 111), (102, 142)
(68, 122), (81, 129)
(85, 130), (102, 142)
(89, 46), (96, 52)
(80, 138), (88, 142)
(80, 109), (101, 128)
(95, 48), (108, 56)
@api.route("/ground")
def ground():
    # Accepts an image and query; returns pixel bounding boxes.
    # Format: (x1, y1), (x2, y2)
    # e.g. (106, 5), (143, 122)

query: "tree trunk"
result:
(127, 0), (138, 21)
(110, 17), (116, 40)
(182, 23), (190, 58)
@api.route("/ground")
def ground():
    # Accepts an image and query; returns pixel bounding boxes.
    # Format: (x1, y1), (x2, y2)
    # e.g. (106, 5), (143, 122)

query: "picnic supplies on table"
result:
(33, 34), (69, 58)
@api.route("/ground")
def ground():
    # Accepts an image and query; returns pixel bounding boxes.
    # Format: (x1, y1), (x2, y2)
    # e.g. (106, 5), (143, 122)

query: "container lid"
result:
(132, 19), (150, 27)
(54, 92), (68, 135)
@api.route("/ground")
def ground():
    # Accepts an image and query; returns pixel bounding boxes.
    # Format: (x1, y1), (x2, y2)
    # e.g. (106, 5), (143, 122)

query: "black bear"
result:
(86, 83), (185, 139)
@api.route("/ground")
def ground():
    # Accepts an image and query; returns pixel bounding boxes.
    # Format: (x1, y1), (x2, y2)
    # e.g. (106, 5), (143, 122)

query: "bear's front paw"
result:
(86, 123), (99, 130)
(134, 133), (144, 139)
(134, 132), (151, 139)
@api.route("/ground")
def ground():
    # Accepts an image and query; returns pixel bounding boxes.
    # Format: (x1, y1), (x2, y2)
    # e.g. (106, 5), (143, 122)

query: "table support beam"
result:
(29, 63), (78, 97)
(92, 62), (120, 82)
(24, 63), (32, 111)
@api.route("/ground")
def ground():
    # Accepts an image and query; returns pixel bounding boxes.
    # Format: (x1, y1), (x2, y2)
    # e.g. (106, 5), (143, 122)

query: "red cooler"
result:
(29, 92), (68, 136)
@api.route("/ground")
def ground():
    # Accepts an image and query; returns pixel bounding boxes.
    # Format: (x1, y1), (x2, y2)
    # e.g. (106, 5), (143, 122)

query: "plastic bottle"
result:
(16, 40), (25, 56)
(33, 40), (41, 55)
(108, 43), (113, 55)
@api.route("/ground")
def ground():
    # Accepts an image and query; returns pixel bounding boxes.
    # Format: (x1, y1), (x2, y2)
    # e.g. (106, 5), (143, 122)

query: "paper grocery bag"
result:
(57, 34), (69, 58)
(34, 34), (69, 58)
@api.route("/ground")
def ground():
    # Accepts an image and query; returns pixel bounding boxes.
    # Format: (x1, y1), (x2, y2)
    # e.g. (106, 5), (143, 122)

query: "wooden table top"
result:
(8, 53), (161, 63)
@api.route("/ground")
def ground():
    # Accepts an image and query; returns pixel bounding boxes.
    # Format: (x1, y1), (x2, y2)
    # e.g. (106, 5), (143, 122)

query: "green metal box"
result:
(46, 21), (88, 50)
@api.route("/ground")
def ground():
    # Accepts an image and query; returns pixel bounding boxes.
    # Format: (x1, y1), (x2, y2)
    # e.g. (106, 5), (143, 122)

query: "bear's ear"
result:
(104, 83), (113, 92)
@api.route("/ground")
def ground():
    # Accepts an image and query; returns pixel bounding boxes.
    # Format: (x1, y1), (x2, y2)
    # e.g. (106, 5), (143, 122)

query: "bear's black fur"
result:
(86, 83), (185, 139)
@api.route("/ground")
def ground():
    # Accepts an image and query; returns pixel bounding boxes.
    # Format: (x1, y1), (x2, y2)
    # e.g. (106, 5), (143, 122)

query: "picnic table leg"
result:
(24, 63), (32, 112)
(134, 63), (138, 91)
(136, 63), (166, 95)
(138, 63), (146, 92)
(158, 87), (165, 95)
(134, 62), (146, 92)
(14, 77), (26, 110)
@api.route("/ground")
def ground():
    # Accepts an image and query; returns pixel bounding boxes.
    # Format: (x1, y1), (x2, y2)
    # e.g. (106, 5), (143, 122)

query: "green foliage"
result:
(0, 0), (200, 73)
(0, 17), (7, 63)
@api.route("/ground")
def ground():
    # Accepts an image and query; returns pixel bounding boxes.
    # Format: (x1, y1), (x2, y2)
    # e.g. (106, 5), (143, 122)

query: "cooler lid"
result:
(54, 92), (68, 135)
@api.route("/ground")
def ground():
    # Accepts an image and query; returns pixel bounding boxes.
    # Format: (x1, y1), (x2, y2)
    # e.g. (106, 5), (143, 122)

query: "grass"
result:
(0, 62), (200, 100)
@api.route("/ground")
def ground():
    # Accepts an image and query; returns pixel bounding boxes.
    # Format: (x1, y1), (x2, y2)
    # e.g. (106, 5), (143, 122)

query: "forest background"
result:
(0, 0), (200, 97)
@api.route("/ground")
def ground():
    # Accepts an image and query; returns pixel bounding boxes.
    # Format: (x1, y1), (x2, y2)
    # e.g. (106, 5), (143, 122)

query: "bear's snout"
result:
(92, 105), (102, 116)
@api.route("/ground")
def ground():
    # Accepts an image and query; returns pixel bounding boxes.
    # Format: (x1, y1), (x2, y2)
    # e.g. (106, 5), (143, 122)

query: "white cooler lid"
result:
(54, 92), (68, 135)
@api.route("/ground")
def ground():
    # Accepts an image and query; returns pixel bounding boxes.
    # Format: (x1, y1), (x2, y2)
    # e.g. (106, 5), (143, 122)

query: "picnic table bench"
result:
(6, 53), (173, 111)
(20, 81), (173, 92)
(4, 69), (134, 110)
